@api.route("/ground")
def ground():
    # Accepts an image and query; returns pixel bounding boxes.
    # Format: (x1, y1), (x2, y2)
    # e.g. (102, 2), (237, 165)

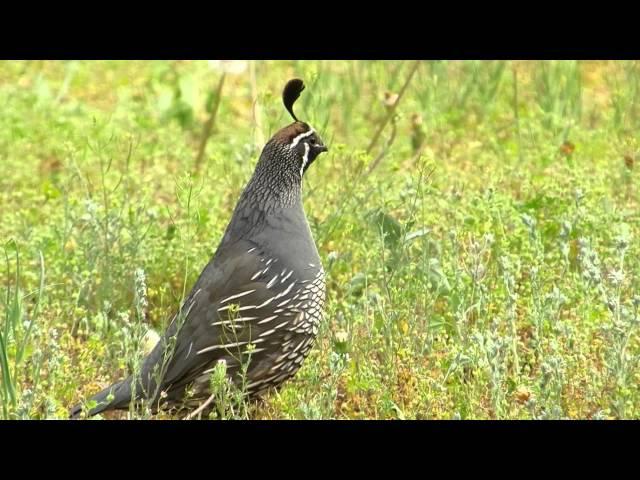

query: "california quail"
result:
(70, 78), (328, 418)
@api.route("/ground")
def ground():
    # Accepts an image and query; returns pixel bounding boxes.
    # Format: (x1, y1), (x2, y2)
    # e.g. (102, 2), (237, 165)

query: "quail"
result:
(70, 78), (328, 418)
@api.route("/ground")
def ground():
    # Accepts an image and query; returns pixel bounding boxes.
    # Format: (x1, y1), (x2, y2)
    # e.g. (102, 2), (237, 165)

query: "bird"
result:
(70, 78), (328, 419)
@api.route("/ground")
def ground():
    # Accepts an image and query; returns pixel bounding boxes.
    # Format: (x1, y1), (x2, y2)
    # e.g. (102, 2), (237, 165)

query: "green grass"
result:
(1, 60), (639, 419)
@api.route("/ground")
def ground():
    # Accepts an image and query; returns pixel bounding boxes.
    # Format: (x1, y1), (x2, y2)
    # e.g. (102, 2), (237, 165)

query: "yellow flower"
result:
(64, 238), (77, 252)
(399, 320), (409, 335)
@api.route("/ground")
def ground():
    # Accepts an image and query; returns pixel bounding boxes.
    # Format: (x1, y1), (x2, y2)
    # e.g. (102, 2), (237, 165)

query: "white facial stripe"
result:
(300, 143), (310, 177)
(290, 129), (315, 149)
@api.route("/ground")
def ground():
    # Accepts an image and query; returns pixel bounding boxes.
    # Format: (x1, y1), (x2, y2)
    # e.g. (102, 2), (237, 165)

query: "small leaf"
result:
(348, 273), (367, 297)
(166, 224), (177, 241)
(369, 209), (403, 246)
(426, 259), (451, 293)
(404, 227), (429, 243)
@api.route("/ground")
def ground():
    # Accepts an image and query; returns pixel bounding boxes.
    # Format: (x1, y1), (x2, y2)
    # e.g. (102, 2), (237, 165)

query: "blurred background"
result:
(0, 60), (638, 419)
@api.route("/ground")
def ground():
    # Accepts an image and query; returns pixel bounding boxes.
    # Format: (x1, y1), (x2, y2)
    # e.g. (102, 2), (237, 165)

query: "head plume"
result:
(283, 78), (305, 122)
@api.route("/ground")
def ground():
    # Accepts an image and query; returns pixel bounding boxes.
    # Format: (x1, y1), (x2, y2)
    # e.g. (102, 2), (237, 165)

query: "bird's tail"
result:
(69, 376), (133, 419)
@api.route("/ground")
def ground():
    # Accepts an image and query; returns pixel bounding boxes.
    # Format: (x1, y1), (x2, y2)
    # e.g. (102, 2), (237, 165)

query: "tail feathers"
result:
(69, 376), (133, 419)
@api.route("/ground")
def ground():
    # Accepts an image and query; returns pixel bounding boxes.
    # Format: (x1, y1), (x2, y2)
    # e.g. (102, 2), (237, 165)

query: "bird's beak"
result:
(316, 144), (328, 153)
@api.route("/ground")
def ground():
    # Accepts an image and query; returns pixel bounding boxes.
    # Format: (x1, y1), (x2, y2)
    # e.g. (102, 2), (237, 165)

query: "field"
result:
(1, 60), (639, 419)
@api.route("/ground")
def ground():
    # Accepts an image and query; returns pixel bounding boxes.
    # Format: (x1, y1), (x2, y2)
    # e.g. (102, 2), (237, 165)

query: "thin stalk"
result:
(512, 63), (523, 163)
(366, 61), (421, 155)
(195, 73), (226, 172)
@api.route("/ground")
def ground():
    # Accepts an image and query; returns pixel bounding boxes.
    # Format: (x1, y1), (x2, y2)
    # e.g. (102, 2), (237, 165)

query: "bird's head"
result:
(263, 79), (328, 177)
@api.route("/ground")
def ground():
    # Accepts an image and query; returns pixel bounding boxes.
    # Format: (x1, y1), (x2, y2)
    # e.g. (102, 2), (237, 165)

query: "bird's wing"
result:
(143, 240), (305, 399)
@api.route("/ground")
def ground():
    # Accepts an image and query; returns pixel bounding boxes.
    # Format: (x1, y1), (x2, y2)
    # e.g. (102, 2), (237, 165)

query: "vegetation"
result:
(1, 60), (639, 419)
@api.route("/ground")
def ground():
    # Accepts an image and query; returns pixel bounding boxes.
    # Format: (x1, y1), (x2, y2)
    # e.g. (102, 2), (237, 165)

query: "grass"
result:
(0, 60), (639, 419)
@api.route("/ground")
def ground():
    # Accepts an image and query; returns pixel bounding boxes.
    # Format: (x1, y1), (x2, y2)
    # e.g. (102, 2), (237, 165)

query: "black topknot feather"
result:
(283, 78), (305, 122)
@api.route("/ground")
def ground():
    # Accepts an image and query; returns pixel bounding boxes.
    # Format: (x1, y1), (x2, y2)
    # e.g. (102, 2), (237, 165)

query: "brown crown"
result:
(271, 121), (311, 145)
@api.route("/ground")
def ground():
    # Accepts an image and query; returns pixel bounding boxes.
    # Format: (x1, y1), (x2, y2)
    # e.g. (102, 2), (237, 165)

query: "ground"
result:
(0, 60), (639, 419)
